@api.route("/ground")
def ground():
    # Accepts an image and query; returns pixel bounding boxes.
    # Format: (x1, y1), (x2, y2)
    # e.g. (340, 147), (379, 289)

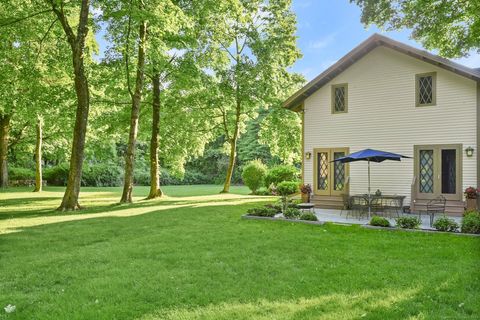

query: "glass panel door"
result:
(314, 148), (349, 196)
(415, 145), (462, 201)
(419, 149), (435, 194)
(314, 149), (330, 196)
(441, 149), (456, 194)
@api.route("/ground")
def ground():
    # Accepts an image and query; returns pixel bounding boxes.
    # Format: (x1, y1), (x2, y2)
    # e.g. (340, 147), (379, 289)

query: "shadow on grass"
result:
(0, 195), (272, 234)
(0, 199), (478, 319)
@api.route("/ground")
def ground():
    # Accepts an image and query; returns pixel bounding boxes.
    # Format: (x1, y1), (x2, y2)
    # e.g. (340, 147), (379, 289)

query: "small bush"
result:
(246, 207), (277, 217)
(395, 216), (421, 229)
(461, 211), (480, 234)
(82, 163), (122, 187)
(44, 163), (70, 186)
(433, 216), (459, 232)
(242, 160), (267, 194)
(8, 167), (35, 180)
(300, 212), (318, 221)
(255, 187), (271, 196)
(370, 216), (391, 227)
(276, 181), (299, 197)
(264, 165), (299, 188)
(265, 203), (282, 212)
(284, 207), (301, 219)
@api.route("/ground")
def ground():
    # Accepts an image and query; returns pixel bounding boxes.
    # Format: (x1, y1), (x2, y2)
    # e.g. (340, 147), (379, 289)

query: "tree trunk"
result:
(34, 116), (43, 192)
(221, 96), (241, 193)
(53, 0), (91, 211)
(0, 114), (11, 188)
(147, 72), (163, 199)
(120, 20), (148, 203)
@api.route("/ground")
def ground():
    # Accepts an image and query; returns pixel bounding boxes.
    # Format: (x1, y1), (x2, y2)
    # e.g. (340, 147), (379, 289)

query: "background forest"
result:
(0, 0), (304, 209)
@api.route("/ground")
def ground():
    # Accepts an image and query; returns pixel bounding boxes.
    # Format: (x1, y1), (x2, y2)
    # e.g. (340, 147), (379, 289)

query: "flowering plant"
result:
(300, 184), (312, 195)
(464, 187), (480, 199)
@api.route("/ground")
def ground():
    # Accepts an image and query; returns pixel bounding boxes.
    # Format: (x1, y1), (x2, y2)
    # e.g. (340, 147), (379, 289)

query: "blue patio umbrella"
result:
(332, 149), (411, 215)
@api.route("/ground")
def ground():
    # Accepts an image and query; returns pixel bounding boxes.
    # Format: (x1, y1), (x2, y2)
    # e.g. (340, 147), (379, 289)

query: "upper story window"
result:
(416, 72), (436, 107)
(331, 83), (348, 114)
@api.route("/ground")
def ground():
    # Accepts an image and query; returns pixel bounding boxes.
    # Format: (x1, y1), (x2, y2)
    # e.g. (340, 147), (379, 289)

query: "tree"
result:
(202, 0), (301, 193)
(34, 115), (43, 192)
(351, 0), (480, 57)
(45, 0), (93, 210)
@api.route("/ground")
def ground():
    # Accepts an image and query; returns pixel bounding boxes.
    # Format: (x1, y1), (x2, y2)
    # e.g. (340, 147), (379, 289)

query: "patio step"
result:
(310, 195), (344, 210)
(411, 200), (465, 217)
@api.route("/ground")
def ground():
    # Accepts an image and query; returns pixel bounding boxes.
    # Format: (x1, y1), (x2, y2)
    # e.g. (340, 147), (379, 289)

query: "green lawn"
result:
(0, 186), (479, 319)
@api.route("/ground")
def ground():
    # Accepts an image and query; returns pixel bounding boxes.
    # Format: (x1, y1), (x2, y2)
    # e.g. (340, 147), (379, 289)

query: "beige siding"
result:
(303, 46), (477, 204)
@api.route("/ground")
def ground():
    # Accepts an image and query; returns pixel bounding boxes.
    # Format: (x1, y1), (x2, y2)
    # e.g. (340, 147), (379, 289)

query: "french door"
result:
(313, 148), (349, 196)
(414, 144), (462, 201)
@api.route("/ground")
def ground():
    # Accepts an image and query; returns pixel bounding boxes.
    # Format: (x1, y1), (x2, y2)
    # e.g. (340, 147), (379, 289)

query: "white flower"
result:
(4, 304), (16, 313)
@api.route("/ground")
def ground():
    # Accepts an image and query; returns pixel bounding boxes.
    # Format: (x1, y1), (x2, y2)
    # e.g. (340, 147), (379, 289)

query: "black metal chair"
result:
(349, 195), (368, 219)
(419, 195), (446, 227)
(340, 194), (351, 216)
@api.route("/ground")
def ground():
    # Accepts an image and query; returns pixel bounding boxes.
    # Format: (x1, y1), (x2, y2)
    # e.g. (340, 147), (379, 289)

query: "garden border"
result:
(241, 214), (325, 226)
(242, 214), (480, 237)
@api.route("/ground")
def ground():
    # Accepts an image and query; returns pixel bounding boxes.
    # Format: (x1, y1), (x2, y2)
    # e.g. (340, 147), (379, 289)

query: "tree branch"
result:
(0, 9), (53, 28)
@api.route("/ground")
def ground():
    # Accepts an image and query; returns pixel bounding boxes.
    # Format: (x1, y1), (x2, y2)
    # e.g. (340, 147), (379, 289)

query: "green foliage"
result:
(43, 164), (70, 186)
(82, 163), (123, 187)
(433, 216), (459, 232)
(255, 187), (271, 196)
(242, 160), (267, 194)
(259, 106), (303, 164)
(395, 216), (422, 229)
(276, 181), (299, 197)
(8, 167), (35, 180)
(284, 207), (301, 220)
(264, 165), (299, 188)
(246, 206), (277, 217)
(370, 216), (391, 227)
(351, 0), (479, 57)
(461, 211), (480, 234)
(299, 212), (318, 221)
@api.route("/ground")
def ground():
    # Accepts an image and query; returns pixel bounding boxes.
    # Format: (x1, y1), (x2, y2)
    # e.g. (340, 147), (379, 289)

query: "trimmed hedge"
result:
(370, 216), (391, 227)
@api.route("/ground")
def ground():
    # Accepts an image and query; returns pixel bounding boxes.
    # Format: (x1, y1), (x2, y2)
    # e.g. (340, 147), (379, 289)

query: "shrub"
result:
(277, 181), (299, 213)
(433, 216), (459, 232)
(265, 203), (282, 212)
(264, 165), (299, 188)
(395, 216), (421, 229)
(44, 163), (70, 186)
(461, 211), (480, 234)
(246, 207), (277, 217)
(276, 181), (299, 197)
(370, 216), (391, 227)
(242, 160), (267, 194)
(82, 163), (123, 187)
(255, 187), (271, 196)
(300, 212), (318, 221)
(284, 207), (301, 219)
(8, 167), (35, 180)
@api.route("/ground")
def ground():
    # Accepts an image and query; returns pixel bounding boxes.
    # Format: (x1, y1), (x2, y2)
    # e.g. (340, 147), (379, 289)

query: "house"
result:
(284, 34), (479, 216)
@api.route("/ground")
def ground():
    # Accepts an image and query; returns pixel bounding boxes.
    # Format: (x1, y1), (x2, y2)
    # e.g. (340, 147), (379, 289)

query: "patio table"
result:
(351, 194), (406, 217)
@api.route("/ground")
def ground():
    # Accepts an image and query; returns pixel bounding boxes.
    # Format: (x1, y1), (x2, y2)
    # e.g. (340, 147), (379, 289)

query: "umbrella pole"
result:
(368, 159), (371, 217)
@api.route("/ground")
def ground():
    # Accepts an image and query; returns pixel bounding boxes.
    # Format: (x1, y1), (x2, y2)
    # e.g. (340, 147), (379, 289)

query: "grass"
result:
(0, 185), (479, 319)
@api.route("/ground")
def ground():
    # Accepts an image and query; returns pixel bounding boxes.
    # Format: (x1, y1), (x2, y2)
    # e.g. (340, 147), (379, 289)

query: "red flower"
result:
(464, 187), (479, 199)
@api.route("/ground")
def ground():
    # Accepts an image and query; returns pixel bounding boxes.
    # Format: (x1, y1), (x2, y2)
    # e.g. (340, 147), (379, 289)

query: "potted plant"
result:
(300, 184), (312, 203)
(464, 186), (479, 211)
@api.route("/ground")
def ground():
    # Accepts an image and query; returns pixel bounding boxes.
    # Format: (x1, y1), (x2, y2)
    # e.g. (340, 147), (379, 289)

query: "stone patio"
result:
(311, 208), (462, 230)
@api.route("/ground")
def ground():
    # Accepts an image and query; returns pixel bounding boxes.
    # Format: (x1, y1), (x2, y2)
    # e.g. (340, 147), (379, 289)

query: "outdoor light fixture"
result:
(305, 152), (312, 160)
(466, 146), (474, 157)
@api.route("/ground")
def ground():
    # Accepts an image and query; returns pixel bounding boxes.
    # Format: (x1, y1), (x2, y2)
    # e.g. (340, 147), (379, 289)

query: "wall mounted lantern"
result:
(465, 146), (474, 157)
(305, 152), (312, 160)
